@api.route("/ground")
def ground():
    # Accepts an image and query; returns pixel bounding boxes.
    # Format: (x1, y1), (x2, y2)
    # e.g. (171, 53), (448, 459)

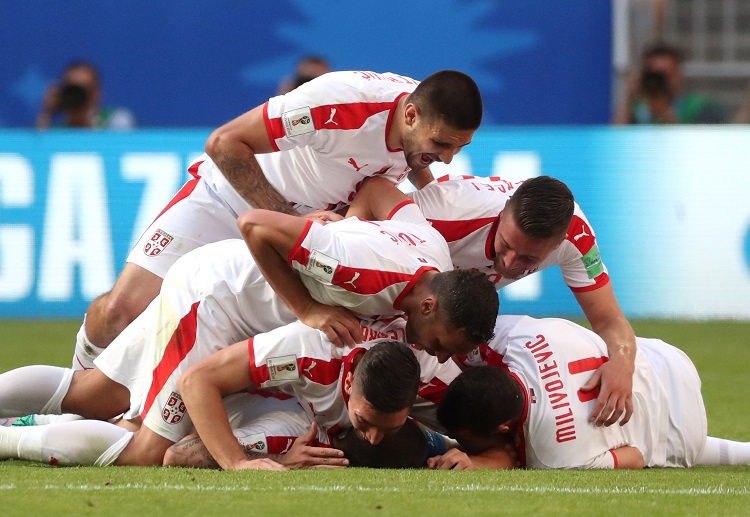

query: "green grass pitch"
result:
(1, 319), (749, 516)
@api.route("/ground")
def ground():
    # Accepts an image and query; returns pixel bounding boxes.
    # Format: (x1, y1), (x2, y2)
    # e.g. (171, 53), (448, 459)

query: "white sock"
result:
(696, 436), (750, 466)
(0, 420), (133, 466)
(0, 366), (73, 417)
(72, 318), (106, 370)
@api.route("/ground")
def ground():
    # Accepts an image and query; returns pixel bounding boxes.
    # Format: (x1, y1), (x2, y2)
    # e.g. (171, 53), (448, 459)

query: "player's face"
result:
(405, 316), (473, 364)
(401, 107), (474, 171)
(492, 212), (561, 280)
(345, 376), (410, 446)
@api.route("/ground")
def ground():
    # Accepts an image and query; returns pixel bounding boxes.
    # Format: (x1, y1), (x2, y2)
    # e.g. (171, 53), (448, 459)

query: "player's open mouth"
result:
(420, 154), (434, 166)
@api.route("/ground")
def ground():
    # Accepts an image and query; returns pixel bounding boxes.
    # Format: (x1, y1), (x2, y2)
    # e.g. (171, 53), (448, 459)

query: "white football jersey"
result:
(195, 71), (419, 216)
(247, 318), (460, 443)
(290, 201), (453, 318)
(457, 315), (706, 469)
(408, 175), (609, 291)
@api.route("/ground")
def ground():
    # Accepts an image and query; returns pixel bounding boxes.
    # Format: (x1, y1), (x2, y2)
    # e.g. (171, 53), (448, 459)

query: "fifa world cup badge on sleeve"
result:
(282, 106), (315, 137)
(162, 391), (186, 424)
(306, 250), (338, 283)
(268, 355), (299, 382)
(144, 228), (173, 257)
(235, 431), (268, 453)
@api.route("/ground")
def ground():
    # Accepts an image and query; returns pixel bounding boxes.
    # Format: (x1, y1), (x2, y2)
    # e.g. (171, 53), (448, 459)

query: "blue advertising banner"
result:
(2, 127), (750, 319)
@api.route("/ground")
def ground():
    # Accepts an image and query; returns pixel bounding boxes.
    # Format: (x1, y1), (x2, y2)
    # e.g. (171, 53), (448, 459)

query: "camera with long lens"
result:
(57, 83), (90, 112)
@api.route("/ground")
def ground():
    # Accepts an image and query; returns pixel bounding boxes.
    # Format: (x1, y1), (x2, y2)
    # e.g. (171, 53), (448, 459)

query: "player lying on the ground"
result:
(427, 315), (750, 470)
(0, 338), (452, 470)
(410, 174), (636, 428)
(73, 69), (482, 370)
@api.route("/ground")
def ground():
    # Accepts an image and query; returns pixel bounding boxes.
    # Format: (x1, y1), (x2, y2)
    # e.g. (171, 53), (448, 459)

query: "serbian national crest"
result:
(144, 228), (173, 257)
(162, 391), (186, 424)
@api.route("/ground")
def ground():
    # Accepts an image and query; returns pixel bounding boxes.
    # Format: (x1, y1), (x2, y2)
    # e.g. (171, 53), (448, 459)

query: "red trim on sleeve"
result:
(147, 172), (201, 227)
(288, 219), (315, 266)
(141, 301), (201, 420)
(263, 102), (283, 152)
(387, 199), (416, 220)
(569, 273), (610, 293)
(247, 337), (268, 388)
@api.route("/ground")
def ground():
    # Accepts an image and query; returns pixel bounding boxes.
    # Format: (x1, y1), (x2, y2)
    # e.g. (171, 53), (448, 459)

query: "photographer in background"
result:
(612, 42), (725, 124)
(36, 61), (136, 129)
(276, 55), (331, 95)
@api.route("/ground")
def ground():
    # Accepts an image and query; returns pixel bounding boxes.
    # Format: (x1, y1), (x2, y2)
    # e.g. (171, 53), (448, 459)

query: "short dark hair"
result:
(408, 70), (483, 130)
(430, 269), (498, 345)
(333, 418), (428, 468)
(355, 341), (420, 413)
(642, 42), (684, 63)
(437, 366), (524, 435)
(504, 176), (574, 241)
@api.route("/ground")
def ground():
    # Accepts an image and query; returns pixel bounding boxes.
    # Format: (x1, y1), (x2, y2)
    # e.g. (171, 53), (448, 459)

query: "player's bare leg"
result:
(73, 263), (162, 369)
(114, 426), (181, 467)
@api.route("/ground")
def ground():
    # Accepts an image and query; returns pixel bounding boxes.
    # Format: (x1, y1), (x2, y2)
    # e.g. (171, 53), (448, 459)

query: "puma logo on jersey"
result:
(280, 438), (293, 454)
(573, 225), (590, 241)
(325, 108), (338, 125)
(303, 361), (317, 377)
(348, 158), (368, 172)
(342, 271), (360, 288)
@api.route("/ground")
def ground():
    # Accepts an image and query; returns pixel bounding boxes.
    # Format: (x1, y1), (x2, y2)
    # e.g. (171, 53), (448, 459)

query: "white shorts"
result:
(126, 176), (241, 278)
(96, 241), (297, 442)
(637, 338), (707, 467)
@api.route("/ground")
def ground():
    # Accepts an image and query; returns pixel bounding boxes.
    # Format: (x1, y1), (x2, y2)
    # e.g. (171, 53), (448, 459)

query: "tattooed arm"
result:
(163, 424), (347, 470)
(205, 105), (299, 215)
(163, 434), (281, 469)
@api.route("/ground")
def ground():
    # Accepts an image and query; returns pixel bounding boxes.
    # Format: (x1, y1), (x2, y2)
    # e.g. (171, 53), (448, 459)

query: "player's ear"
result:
(497, 423), (512, 434)
(404, 103), (418, 127)
(344, 371), (354, 395)
(421, 296), (437, 316)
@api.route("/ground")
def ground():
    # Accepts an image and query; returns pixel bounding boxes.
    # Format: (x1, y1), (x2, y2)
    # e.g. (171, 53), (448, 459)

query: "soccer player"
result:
(0, 336), (455, 470)
(74, 69), (483, 369)
(429, 315), (750, 470)
(409, 175), (636, 427)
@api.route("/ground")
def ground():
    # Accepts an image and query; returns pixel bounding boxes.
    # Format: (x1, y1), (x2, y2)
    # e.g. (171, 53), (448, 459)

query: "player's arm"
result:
(575, 283), (636, 427)
(164, 423), (347, 470)
(345, 176), (412, 221)
(205, 104), (300, 215)
(427, 447), (516, 470)
(177, 341), (286, 471)
(408, 167), (435, 190)
(237, 209), (362, 347)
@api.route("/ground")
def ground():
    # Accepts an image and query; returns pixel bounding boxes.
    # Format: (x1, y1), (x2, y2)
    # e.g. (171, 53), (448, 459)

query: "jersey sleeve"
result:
(554, 203), (610, 291)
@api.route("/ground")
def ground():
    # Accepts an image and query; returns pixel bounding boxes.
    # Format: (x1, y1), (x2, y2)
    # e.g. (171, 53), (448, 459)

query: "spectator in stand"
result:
(36, 61), (136, 129)
(612, 42), (725, 124)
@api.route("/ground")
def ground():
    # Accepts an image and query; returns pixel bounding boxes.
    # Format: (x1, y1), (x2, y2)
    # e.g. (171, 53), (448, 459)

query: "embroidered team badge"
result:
(268, 354), (299, 382)
(306, 250), (338, 283)
(143, 228), (173, 257)
(162, 391), (186, 424)
(282, 106), (315, 137)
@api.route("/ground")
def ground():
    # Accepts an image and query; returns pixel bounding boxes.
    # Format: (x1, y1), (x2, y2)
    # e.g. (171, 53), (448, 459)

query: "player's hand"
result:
(304, 210), (344, 224)
(232, 457), (289, 471)
(300, 302), (362, 347)
(280, 423), (349, 469)
(580, 355), (634, 427)
(427, 449), (477, 470)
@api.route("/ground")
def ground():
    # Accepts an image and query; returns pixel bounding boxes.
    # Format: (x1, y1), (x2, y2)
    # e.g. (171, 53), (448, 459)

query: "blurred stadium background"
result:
(1, 0), (749, 322)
